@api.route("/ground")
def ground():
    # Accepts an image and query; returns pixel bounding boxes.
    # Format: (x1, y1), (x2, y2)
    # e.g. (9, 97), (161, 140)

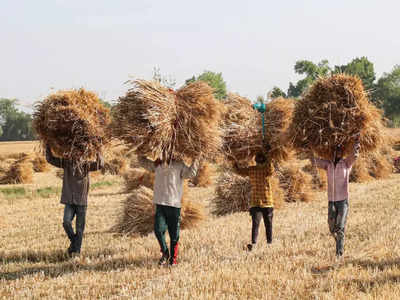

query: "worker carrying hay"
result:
(46, 145), (104, 257)
(234, 151), (275, 251)
(310, 131), (361, 259)
(139, 155), (200, 266)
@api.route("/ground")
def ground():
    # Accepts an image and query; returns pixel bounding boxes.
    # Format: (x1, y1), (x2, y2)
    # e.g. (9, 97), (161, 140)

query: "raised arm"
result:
(181, 158), (200, 179)
(46, 145), (63, 168)
(87, 153), (105, 172)
(233, 162), (250, 177)
(345, 135), (361, 168)
(138, 156), (156, 172)
(309, 152), (329, 170)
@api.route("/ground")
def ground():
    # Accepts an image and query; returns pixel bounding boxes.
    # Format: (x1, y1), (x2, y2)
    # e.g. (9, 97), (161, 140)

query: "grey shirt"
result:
(139, 157), (199, 208)
(46, 147), (104, 206)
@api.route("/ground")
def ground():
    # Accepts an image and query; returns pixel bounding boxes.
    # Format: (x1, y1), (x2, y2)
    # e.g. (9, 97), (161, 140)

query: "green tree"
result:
(375, 65), (400, 124)
(287, 60), (331, 98)
(269, 87), (287, 99)
(334, 57), (376, 91)
(186, 71), (227, 100)
(0, 98), (35, 141)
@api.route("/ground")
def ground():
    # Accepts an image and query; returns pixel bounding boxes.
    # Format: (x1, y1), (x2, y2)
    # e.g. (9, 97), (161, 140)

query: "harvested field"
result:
(2, 139), (400, 299)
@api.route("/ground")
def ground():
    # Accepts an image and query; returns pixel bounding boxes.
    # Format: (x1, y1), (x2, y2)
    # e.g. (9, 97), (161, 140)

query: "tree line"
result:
(1, 57), (399, 141)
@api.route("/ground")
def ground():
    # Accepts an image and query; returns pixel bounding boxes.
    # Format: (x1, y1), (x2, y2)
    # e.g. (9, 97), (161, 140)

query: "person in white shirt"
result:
(139, 156), (199, 266)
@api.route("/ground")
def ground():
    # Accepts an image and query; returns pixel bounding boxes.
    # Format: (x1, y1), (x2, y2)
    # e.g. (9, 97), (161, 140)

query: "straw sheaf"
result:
(123, 168), (155, 192)
(112, 186), (205, 236)
(32, 89), (111, 170)
(191, 162), (213, 187)
(113, 80), (223, 162)
(222, 94), (294, 165)
(275, 164), (314, 203)
(0, 155), (33, 184)
(211, 172), (285, 216)
(288, 74), (385, 160)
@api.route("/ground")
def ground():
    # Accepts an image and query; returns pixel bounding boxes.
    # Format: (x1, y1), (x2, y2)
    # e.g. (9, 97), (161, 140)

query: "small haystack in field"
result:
(112, 80), (223, 163)
(302, 163), (327, 190)
(123, 168), (155, 192)
(1, 156), (33, 184)
(288, 74), (385, 160)
(102, 157), (127, 175)
(191, 162), (213, 187)
(222, 95), (294, 165)
(211, 172), (284, 216)
(112, 186), (205, 236)
(32, 154), (50, 172)
(276, 164), (314, 203)
(33, 89), (111, 171)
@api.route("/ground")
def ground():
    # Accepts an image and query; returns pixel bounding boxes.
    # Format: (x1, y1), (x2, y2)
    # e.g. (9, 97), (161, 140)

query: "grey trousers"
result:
(328, 199), (349, 256)
(63, 204), (87, 253)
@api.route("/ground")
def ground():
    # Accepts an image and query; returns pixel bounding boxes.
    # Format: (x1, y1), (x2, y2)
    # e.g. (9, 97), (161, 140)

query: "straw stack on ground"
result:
(275, 164), (314, 203)
(350, 144), (393, 183)
(191, 162), (213, 187)
(102, 157), (127, 175)
(33, 89), (111, 170)
(32, 154), (50, 172)
(123, 168), (155, 192)
(0, 155), (33, 184)
(211, 172), (284, 216)
(288, 74), (385, 160)
(302, 163), (327, 190)
(112, 80), (223, 162)
(222, 94), (294, 165)
(113, 186), (205, 236)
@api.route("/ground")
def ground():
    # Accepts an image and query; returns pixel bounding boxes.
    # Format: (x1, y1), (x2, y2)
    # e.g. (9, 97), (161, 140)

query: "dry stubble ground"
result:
(1, 143), (400, 299)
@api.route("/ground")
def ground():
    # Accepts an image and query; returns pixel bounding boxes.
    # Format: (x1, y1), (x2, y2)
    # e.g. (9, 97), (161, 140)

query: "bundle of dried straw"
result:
(211, 172), (284, 216)
(112, 80), (223, 162)
(288, 74), (385, 160)
(112, 186), (205, 235)
(222, 94), (294, 164)
(33, 89), (111, 170)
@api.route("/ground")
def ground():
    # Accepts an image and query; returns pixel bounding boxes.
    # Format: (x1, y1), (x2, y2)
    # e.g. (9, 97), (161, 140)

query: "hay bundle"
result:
(112, 80), (222, 162)
(288, 74), (385, 160)
(56, 169), (64, 179)
(302, 163), (327, 190)
(113, 186), (205, 235)
(1, 156), (33, 184)
(222, 94), (294, 165)
(350, 146), (393, 183)
(123, 168), (155, 192)
(33, 89), (111, 170)
(276, 164), (314, 203)
(211, 172), (284, 216)
(191, 162), (213, 187)
(32, 154), (50, 172)
(102, 157), (127, 175)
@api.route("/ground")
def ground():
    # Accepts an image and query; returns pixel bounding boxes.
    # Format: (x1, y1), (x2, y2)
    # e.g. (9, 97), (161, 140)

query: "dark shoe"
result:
(158, 252), (169, 266)
(247, 244), (253, 251)
(169, 258), (178, 266)
(67, 245), (74, 257)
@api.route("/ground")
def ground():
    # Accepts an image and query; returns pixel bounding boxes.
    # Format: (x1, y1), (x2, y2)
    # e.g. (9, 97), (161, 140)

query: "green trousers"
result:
(154, 204), (181, 263)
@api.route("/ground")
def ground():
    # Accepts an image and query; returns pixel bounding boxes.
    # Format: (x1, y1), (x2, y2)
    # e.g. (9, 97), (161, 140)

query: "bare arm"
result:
(181, 159), (200, 179)
(138, 156), (156, 172)
(45, 146), (63, 168)
(233, 162), (250, 177)
(87, 153), (105, 172)
(308, 152), (329, 170)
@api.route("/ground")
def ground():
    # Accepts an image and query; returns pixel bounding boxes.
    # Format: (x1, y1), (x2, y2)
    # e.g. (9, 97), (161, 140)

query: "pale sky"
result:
(1, 0), (399, 109)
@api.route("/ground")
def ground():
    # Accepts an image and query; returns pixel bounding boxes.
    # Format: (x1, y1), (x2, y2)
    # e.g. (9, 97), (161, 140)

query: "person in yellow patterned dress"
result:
(234, 152), (274, 251)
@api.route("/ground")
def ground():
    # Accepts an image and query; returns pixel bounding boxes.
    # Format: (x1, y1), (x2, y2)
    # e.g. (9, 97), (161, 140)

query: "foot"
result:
(169, 259), (178, 267)
(158, 252), (169, 266)
(247, 244), (254, 251)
